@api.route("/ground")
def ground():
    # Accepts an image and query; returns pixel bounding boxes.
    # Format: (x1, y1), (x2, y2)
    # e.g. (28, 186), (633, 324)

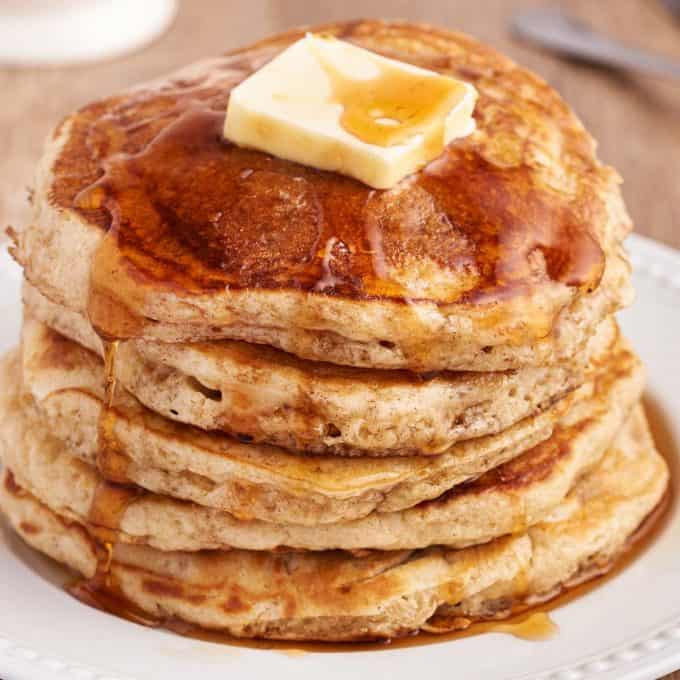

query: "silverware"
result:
(512, 7), (680, 81)
(660, 0), (680, 20)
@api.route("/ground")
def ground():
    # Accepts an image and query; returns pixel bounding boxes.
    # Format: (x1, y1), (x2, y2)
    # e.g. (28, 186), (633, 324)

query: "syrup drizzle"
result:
(429, 611), (558, 642)
(312, 36), (469, 149)
(96, 341), (132, 485)
(87, 340), (143, 542)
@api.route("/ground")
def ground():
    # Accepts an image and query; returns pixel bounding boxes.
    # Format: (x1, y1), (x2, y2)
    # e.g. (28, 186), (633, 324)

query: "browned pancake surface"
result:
(50, 20), (610, 309)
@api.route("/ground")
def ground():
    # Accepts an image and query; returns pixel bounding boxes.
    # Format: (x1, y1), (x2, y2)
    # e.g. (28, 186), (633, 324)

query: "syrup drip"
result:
(427, 611), (558, 642)
(312, 36), (468, 150)
(69, 570), (159, 629)
(96, 340), (131, 484)
(478, 612), (558, 641)
(87, 482), (139, 539)
(88, 340), (142, 540)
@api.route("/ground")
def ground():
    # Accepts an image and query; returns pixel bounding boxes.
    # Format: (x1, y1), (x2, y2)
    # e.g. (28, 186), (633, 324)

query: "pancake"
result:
(16, 332), (572, 525)
(13, 20), (633, 371)
(1, 345), (644, 551)
(434, 405), (670, 627)
(0, 405), (667, 640)
(17, 324), (604, 524)
(23, 287), (618, 455)
(0, 474), (529, 641)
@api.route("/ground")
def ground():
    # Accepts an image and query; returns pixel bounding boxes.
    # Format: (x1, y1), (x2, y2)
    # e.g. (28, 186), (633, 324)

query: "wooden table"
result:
(0, 1), (678, 677)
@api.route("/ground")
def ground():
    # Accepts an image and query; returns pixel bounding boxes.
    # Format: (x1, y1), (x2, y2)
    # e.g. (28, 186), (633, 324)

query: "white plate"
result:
(0, 234), (679, 680)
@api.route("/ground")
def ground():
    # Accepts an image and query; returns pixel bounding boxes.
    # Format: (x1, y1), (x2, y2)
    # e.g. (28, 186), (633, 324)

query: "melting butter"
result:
(224, 35), (477, 189)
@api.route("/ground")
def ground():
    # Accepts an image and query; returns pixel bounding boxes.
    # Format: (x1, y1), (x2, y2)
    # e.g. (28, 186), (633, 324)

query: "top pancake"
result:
(15, 20), (633, 370)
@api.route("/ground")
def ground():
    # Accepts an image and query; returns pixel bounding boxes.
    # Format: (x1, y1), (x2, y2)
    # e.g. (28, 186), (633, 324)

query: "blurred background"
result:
(0, 0), (678, 254)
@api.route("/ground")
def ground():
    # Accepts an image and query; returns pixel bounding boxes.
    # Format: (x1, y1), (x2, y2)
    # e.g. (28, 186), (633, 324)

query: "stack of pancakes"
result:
(0, 21), (669, 641)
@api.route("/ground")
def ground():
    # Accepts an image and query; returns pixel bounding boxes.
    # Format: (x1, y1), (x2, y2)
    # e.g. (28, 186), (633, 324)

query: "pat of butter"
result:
(224, 35), (477, 189)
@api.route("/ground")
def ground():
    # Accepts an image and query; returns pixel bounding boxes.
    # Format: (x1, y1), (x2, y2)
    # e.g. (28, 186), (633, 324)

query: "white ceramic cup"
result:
(0, 0), (178, 66)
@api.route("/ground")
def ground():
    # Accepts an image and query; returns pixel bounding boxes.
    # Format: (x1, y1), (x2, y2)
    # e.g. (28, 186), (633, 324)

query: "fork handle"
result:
(513, 8), (680, 81)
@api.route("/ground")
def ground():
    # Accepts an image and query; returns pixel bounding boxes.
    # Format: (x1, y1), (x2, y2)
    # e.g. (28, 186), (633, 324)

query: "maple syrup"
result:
(426, 611), (558, 642)
(312, 37), (469, 149)
(86, 482), (141, 541)
(88, 339), (143, 535)
(95, 340), (132, 483)
(69, 572), (159, 629)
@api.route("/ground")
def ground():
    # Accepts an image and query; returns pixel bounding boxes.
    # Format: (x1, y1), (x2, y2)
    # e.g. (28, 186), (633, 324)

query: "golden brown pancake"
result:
(0, 405), (667, 640)
(23, 285), (619, 455)
(1, 342), (645, 551)
(16, 325), (634, 525)
(14, 332), (570, 525)
(14, 20), (633, 371)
